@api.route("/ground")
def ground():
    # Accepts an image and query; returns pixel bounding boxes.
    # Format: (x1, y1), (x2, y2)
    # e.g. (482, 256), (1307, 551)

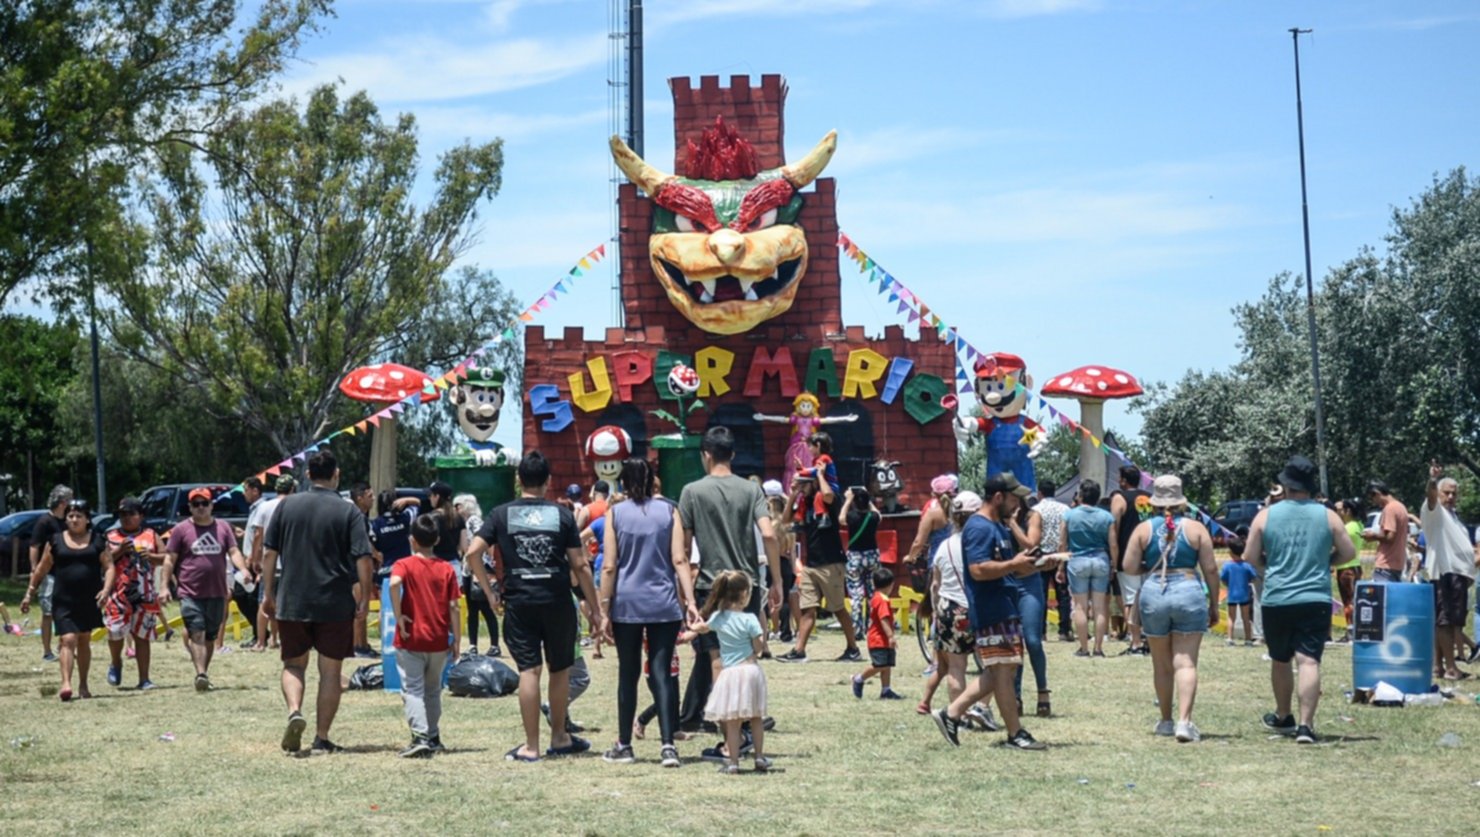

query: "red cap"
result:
(187, 487), (214, 503)
(974, 352), (1026, 378)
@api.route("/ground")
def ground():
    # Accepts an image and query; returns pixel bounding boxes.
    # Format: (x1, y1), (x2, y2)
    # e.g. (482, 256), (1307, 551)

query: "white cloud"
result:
(1357, 14), (1480, 31)
(412, 104), (606, 143)
(976, 0), (1101, 18)
(845, 185), (1248, 247)
(649, 0), (880, 27)
(828, 126), (1028, 177)
(284, 31), (607, 103)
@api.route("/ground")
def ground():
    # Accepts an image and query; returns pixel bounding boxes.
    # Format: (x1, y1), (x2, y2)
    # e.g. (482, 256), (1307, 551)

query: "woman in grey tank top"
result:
(598, 458), (700, 767)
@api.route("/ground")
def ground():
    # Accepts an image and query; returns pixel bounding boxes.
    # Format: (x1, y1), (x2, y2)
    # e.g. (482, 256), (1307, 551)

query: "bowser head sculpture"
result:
(610, 118), (837, 335)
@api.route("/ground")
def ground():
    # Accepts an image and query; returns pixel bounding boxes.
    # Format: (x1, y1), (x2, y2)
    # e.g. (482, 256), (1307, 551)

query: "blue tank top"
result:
(609, 498), (683, 624)
(1143, 516), (1199, 570)
(1065, 505), (1114, 555)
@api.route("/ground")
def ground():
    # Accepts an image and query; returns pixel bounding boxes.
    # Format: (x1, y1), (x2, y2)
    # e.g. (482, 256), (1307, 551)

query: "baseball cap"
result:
(274, 474), (297, 493)
(187, 487), (214, 504)
(951, 491), (983, 514)
(762, 479), (784, 497)
(983, 473), (1031, 499)
(117, 497), (143, 514)
(429, 480), (453, 499)
(565, 483), (583, 500)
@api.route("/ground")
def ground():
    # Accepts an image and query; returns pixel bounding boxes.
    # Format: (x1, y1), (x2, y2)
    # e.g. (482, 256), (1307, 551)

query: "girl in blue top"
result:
(1056, 480), (1117, 657)
(1125, 475), (1219, 743)
(694, 570), (771, 774)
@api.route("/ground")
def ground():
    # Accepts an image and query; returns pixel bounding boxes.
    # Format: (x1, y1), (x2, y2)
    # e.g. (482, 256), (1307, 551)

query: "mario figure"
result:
(448, 365), (508, 466)
(953, 352), (1045, 491)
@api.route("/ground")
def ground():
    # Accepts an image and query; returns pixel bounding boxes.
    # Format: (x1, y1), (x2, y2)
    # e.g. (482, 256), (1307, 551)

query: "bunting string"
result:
(230, 243), (608, 492)
(838, 232), (1238, 539)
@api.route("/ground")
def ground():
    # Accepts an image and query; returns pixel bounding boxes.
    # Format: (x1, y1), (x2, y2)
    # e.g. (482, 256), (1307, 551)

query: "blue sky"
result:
(19, 1), (1480, 454)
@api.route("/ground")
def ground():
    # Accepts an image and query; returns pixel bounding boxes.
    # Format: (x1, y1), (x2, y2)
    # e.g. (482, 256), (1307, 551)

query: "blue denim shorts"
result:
(1067, 552), (1111, 595)
(1138, 574), (1208, 637)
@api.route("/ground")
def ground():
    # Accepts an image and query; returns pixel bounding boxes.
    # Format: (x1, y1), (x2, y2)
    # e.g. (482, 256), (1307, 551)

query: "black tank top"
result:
(1113, 488), (1150, 555)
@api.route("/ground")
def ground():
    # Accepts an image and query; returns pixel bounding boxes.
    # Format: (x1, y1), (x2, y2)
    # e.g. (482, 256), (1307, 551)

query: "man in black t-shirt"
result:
(465, 451), (597, 762)
(777, 474), (861, 664)
(1110, 465), (1152, 655)
(262, 451), (373, 754)
(28, 484), (73, 662)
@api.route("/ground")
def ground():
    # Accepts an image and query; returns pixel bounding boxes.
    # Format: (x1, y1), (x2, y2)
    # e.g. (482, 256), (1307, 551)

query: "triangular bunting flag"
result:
(519, 312), (534, 322)
(500, 327), (515, 340)
(907, 310), (920, 323)
(266, 466), (282, 477)
(368, 415), (381, 427)
(896, 300), (910, 314)
(596, 244), (606, 257)
(344, 426), (357, 437)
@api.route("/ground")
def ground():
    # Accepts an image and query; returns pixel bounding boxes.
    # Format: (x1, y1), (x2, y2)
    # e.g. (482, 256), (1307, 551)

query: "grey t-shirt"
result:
(263, 485), (372, 622)
(678, 474), (768, 590)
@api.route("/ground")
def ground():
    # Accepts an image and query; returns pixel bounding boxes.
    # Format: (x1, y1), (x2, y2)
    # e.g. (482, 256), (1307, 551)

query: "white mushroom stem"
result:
(1077, 399), (1106, 490)
(368, 416), (398, 508)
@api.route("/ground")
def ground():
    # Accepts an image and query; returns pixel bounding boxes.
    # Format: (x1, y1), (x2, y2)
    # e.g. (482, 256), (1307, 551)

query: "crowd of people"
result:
(11, 431), (1480, 767)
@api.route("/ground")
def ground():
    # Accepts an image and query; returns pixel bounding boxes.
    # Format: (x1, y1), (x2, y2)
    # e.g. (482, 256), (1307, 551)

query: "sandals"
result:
(504, 746), (540, 763)
(915, 701), (932, 716)
(546, 735), (591, 757)
(1036, 690), (1052, 718)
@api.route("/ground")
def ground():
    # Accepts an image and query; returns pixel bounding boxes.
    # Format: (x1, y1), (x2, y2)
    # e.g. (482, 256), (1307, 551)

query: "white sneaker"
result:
(1175, 720), (1200, 743)
(1153, 719), (1176, 737)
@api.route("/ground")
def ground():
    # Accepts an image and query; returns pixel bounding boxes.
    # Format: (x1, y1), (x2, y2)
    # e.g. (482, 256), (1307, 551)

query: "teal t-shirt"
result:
(1065, 506), (1114, 555)
(1259, 500), (1334, 608)
(709, 609), (762, 668)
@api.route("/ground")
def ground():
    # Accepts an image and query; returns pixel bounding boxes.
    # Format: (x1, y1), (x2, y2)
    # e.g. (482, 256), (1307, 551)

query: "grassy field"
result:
(1, 575), (1478, 836)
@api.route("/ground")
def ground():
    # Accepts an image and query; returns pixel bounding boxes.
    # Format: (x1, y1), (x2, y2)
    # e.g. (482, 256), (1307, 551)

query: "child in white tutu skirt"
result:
(695, 570), (771, 774)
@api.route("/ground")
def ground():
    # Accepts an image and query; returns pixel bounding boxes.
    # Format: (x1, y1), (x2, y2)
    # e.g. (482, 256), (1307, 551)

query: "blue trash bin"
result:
(1352, 581), (1434, 696)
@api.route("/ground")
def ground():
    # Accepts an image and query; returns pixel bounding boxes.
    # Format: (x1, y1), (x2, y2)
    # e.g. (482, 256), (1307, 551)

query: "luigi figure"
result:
(448, 365), (508, 466)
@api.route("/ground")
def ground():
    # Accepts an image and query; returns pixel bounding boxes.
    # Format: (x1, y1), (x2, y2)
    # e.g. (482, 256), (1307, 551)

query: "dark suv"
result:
(138, 483), (259, 538)
(1212, 499), (1263, 541)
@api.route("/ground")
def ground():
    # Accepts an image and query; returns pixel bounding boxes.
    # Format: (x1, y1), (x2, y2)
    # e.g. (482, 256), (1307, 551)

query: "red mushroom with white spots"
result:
(339, 363), (441, 503)
(1040, 365), (1144, 489)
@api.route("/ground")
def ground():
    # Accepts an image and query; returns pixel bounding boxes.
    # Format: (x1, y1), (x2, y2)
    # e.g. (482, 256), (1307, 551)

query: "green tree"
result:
(0, 315), (82, 506)
(106, 85), (517, 459)
(0, 0), (331, 307)
(1136, 167), (1480, 510)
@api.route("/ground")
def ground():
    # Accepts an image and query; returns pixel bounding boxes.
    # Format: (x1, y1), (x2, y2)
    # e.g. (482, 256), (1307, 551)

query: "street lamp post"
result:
(1290, 27), (1330, 498)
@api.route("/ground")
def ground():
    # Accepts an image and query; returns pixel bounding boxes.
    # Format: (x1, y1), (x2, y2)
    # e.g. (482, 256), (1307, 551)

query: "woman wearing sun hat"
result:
(1123, 475), (1219, 742)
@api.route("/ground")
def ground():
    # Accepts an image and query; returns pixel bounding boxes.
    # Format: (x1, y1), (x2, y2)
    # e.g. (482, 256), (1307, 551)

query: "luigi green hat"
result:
(464, 366), (505, 388)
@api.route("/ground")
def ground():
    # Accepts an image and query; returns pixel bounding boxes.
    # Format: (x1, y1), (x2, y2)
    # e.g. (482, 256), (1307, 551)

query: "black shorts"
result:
(179, 596), (226, 641)
(694, 586), (763, 654)
(503, 600), (577, 673)
(278, 618), (354, 661)
(1435, 573), (1474, 627)
(1262, 602), (1330, 664)
(869, 647), (895, 668)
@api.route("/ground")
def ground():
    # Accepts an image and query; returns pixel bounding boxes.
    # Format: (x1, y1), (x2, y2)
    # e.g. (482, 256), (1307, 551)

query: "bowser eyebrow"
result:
(733, 179), (795, 231)
(653, 182), (721, 232)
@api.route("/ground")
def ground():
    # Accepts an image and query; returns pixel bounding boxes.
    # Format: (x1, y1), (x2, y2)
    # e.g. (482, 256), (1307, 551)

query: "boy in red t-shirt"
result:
(390, 514), (462, 758)
(852, 566), (904, 700)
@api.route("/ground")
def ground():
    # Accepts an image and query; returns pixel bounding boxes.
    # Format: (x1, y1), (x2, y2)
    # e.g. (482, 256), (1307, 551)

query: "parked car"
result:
(0, 509), (47, 576)
(137, 483), (258, 539)
(1212, 499), (1263, 541)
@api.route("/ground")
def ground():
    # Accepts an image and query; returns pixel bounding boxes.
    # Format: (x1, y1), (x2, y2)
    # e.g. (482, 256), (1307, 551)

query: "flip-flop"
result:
(546, 735), (591, 757)
(504, 746), (540, 763)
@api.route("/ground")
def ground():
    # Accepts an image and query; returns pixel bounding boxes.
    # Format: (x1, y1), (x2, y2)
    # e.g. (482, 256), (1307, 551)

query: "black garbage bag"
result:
(347, 662), (383, 691)
(448, 654), (519, 698)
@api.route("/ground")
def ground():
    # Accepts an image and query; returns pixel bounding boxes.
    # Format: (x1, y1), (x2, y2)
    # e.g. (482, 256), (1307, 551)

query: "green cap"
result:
(464, 366), (505, 388)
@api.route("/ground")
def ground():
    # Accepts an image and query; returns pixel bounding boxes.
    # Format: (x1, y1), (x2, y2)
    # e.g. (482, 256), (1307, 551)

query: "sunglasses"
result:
(189, 500), (212, 508)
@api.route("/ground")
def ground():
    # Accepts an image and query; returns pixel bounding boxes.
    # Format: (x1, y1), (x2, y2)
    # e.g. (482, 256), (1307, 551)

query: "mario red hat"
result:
(974, 352), (1026, 378)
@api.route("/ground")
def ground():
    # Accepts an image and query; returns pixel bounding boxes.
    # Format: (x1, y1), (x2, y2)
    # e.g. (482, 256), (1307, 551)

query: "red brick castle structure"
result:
(521, 74), (958, 551)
